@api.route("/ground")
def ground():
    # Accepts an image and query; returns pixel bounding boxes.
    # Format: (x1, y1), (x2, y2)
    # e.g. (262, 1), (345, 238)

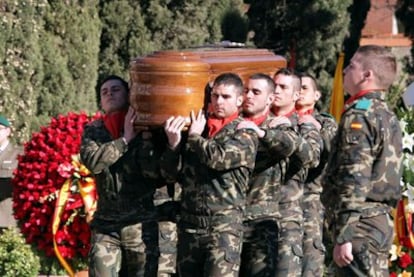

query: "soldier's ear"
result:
(236, 95), (243, 107)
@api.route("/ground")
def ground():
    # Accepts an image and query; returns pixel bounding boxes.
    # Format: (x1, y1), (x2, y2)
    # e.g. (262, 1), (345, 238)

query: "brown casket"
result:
(129, 48), (286, 127)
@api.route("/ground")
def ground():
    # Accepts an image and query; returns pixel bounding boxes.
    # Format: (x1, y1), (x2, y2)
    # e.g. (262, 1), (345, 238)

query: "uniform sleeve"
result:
(332, 112), (378, 243)
(159, 146), (182, 183)
(294, 123), (322, 168)
(261, 126), (300, 159)
(80, 124), (128, 174)
(187, 129), (258, 171)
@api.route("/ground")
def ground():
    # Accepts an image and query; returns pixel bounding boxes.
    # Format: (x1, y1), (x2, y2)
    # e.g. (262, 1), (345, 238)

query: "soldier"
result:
(322, 45), (403, 276)
(236, 73), (309, 277)
(162, 73), (258, 277)
(296, 73), (338, 277)
(0, 115), (23, 231)
(80, 75), (164, 276)
(272, 68), (321, 277)
(154, 183), (181, 277)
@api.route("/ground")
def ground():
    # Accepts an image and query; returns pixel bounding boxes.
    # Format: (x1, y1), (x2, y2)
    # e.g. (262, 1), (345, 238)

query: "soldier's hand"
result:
(123, 106), (138, 143)
(333, 242), (353, 267)
(299, 114), (321, 131)
(268, 116), (291, 128)
(237, 121), (265, 138)
(188, 109), (206, 136)
(164, 116), (186, 150)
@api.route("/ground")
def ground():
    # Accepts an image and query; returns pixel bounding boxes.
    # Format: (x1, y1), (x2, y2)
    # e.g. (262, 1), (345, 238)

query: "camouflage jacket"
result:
(279, 112), (322, 204)
(161, 116), (258, 229)
(304, 110), (338, 195)
(80, 119), (165, 232)
(244, 113), (303, 221)
(322, 91), (402, 243)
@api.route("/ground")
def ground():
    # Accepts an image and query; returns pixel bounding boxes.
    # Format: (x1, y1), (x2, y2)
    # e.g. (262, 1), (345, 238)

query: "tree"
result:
(38, 1), (100, 122)
(98, 0), (154, 87)
(343, 0), (370, 67)
(0, 0), (44, 143)
(396, 0), (414, 77)
(245, 0), (352, 109)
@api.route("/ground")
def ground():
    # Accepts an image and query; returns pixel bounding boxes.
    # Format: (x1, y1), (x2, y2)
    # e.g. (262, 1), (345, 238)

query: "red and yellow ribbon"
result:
(52, 155), (97, 276)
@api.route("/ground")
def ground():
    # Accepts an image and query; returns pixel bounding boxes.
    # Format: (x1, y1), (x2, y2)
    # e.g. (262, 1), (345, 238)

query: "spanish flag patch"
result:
(350, 122), (363, 130)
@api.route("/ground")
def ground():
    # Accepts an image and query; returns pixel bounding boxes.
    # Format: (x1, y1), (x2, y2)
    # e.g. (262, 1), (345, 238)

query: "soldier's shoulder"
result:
(85, 118), (104, 129)
(353, 98), (373, 113)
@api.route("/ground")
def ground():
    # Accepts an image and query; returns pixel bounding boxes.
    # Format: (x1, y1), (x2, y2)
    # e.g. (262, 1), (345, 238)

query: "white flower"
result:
(389, 244), (398, 261)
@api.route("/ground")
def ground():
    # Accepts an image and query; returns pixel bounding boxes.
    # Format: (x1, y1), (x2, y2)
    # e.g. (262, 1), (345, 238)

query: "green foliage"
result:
(98, 0), (154, 84)
(343, 0), (370, 67)
(245, 0), (352, 111)
(0, 227), (40, 277)
(396, 0), (414, 75)
(35, 250), (88, 276)
(0, 0), (45, 144)
(37, 0), (100, 124)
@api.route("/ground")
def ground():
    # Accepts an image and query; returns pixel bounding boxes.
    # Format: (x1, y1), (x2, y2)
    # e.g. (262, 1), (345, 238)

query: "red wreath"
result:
(12, 112), (101, 275)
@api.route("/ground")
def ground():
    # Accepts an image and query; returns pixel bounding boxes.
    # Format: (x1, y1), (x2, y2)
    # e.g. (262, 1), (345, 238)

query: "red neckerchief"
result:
(272, 106), (296, 117)
(103, 109), (128, 139)
(244, 111), (269, 126)
(344, 89), (375, 110)
(297, 108), (314, 116)
(207, 111), (239, 138)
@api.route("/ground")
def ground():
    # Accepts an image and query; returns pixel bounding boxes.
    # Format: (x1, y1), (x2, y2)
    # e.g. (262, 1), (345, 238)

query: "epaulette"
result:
(355, 98), (372, 111)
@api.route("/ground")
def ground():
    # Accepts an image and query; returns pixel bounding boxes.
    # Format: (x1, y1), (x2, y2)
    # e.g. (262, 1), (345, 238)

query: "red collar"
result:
(345, 89), (375, 106)
(297, 108), (314, 116)
(244, 111), (269, 126)
(103, 109), (128, 139)
(272, 107), (296, 117)
(207, 112), (239, 138)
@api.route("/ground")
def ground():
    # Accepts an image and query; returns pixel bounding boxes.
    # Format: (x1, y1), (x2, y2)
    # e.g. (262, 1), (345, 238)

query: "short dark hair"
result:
(213, 73), (244, 95)
(96, 75), (129, 109)
(298, 72), (319, 91)
(273, 68), (301, 92)
(249, 73), (275, 94)
(356, 45), (397, 89)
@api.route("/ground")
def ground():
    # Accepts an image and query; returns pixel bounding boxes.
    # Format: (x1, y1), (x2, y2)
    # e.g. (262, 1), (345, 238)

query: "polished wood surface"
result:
(129, 48), (286, 127)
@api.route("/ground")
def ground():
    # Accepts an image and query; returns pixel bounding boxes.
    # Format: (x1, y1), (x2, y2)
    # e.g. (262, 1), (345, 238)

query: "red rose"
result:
(398, 252), (413, 268)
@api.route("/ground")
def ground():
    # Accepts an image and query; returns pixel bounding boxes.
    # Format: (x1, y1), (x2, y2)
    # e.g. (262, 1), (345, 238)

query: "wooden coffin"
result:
(129, 48), (286, 127)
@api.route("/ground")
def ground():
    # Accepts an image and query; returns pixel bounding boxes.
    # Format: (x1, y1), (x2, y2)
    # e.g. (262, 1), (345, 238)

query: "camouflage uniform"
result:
(80, 119), (165, 277)
(154, 183), (181, 277)
(322, 91), (402, 276)
(161, 117), (258, 277)
(0, 142), (22, 229)
(301, 111), (337, 277)
(276, 112), (321, 277)
(240, 114), (311, 277)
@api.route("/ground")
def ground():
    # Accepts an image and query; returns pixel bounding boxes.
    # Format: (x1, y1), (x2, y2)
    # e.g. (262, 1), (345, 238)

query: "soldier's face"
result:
(100, 79), (129, 114)
(343, 53), (365, 96)
(0, 125), (11, 145)
(243, 78), (274, 117)
(273, 74), (298, 109)
(297, 76), (320, 108)
(210, 84), (242, 119)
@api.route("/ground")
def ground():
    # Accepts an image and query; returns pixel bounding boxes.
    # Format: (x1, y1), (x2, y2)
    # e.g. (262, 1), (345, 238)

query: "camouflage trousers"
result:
(240, 219), (278, 277)
(328, 213), (393, 277)
(177, 222), (243, 277)
(301, 193), (325, 277)
(276, 200), (303, 277)
(88, 221), (159, 277)
(158, 221), (178, 277)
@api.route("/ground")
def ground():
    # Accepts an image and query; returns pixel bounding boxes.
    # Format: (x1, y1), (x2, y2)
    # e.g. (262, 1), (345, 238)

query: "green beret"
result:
(0, 115), (11, 127)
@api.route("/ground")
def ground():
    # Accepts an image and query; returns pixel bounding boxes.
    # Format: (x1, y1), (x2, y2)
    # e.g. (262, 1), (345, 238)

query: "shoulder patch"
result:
(355, 99), (372, 111)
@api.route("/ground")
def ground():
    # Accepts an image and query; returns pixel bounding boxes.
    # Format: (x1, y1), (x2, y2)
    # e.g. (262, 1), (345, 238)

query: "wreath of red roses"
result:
(12, 112), (101, 270)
